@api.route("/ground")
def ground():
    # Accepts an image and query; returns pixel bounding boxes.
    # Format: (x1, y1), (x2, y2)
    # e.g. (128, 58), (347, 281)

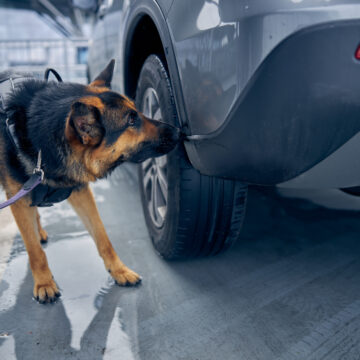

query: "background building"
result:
(0, 0), (94, 83)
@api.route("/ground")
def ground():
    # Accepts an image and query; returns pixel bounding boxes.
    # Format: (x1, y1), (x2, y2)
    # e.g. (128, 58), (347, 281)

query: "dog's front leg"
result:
(8, 191), (60, 303)
(36, 209), (48, 244)
(68, 184), (141, 286)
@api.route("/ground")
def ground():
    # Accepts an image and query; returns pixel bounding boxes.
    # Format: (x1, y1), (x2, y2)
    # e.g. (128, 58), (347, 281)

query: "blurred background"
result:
(0, 0), (96, 83)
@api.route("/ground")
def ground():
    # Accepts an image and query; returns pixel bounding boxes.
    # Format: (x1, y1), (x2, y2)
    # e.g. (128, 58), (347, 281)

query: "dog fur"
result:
(0, 60), (179, 303)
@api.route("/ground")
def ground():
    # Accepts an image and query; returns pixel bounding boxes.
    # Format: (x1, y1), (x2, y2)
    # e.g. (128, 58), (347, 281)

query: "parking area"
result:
(0, 164), (360, 360)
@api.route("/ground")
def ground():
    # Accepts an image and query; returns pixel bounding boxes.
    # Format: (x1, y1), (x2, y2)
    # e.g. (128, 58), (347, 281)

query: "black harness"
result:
(30, 183), (74, 207)
(0, 69), (75, 207)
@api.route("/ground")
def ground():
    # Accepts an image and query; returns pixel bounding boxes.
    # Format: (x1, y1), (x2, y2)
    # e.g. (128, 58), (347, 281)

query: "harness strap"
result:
(0, 91), (18, 150)
(0, 69), (61, 210)
(44, 68), (63, 82)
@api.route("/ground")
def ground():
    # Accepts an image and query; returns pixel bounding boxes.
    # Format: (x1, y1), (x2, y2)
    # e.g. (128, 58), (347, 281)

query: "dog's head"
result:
(65, 60), (180, 180)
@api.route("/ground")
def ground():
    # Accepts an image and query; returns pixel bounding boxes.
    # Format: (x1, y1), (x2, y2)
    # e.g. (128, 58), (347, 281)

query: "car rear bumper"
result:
(185, 19), (360, 187)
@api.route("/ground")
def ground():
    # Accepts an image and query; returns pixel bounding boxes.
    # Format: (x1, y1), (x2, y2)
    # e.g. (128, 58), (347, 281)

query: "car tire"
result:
(136, 55), (248, 259)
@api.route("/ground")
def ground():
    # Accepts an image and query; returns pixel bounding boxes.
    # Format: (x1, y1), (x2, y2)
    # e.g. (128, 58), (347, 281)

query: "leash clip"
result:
(33, 168), (44, 182)
(33, 150), (44, 181)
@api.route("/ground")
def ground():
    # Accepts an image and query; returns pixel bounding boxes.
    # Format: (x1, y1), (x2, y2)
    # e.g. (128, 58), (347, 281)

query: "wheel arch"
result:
(124, 14), (166, 99)
(123, 3), (189, 129)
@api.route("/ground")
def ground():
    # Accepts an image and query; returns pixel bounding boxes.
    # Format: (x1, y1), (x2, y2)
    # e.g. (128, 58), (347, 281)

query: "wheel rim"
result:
(141, 87), (168, 228)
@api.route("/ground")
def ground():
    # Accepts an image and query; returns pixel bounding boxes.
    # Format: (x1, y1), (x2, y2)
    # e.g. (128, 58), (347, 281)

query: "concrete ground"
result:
(1, 164), (360, 360)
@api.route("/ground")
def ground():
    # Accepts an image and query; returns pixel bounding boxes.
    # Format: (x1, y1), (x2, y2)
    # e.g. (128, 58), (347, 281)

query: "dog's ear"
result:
(90, 59), (115, 88)
(69, 101), (104, 146)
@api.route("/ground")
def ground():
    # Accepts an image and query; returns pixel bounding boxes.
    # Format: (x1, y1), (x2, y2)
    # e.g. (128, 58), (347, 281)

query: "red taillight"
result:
(355, 44), (360, 60)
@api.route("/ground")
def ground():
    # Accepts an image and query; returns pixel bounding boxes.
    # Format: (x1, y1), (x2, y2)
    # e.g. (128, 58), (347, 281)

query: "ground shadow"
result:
(0, 265), (125, 360)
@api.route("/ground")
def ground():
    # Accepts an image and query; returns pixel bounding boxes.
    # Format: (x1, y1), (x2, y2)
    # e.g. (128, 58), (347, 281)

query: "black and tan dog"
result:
(0, 60), (179, 303)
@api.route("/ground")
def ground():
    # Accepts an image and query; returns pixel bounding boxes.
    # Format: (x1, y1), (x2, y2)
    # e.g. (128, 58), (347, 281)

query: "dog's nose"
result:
(145, 116), (182, 154)
(156, 123), (179, 152)
(159, 123), (180, 143)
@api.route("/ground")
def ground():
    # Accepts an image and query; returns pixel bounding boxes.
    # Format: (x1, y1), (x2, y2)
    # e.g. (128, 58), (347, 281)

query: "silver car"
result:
(88, 0), (360, 258)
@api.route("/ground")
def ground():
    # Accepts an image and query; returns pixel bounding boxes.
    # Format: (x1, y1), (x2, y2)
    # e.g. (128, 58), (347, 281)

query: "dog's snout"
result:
(155, 122), (180, 153)
(146, 117), (180, 150)
(126, 116), (181, 163)
(159, 122), (180, 143)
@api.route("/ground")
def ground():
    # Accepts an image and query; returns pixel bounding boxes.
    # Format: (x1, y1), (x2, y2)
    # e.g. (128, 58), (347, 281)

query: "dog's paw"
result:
(39, 228), (48, 244)
(111, 267), (142, 286)
(33, 280), (61, 304)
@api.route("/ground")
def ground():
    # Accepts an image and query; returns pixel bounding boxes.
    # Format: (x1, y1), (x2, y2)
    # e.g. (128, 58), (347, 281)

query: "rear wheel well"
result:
(124, 15), (166, 99)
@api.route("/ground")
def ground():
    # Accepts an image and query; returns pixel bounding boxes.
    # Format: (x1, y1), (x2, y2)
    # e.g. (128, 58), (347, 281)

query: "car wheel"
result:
(136, 55), (248, 259)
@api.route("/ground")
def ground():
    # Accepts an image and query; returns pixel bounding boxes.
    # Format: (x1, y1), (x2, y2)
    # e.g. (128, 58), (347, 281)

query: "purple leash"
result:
(0, 150), (44, 210)
(0, 172), (42, 209)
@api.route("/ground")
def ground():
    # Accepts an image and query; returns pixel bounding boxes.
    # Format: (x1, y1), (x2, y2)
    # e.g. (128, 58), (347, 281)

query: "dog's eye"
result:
(127, 111), (138, 127)
(128, 117), (136, 126)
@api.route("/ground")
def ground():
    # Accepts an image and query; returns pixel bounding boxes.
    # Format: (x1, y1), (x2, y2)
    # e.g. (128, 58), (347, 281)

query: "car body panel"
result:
(184, 20), (360, 185)
(156, 0), (174, 16)
(279, 133), (360, 188)
(89, 0), (174, 89)
(88, 0), (126, 92)
(167, 0), (360, 135)
(88, 0), (360, 187)
(88, 9), (109, 78)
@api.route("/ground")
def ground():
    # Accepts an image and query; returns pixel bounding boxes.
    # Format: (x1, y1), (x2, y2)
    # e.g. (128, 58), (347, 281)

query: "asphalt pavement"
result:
(1, 164), (360, 360)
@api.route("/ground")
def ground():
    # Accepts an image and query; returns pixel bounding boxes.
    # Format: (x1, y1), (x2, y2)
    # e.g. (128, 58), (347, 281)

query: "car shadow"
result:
(134, 186), (360, 360)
